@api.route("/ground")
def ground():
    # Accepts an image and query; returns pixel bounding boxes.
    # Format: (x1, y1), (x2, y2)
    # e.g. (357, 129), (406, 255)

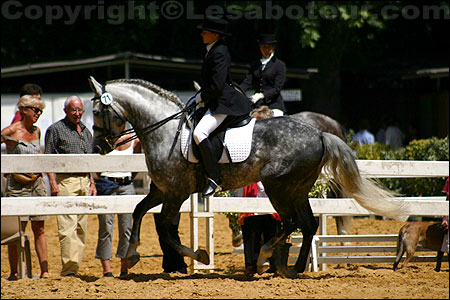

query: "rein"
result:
(115, 108), (187, 147)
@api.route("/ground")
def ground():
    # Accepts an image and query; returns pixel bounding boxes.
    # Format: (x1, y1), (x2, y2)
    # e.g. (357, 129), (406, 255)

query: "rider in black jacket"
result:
(240, 33), (287, 116)
(193, 16), (252, 197)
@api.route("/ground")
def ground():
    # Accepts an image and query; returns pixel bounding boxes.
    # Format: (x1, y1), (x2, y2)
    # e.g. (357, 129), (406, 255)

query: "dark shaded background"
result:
(1, 1), (449, 138)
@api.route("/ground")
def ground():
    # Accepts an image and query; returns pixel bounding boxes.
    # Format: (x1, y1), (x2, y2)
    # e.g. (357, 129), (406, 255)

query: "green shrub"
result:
(309, 177), (331, 198)
(352, 136), (449, 196)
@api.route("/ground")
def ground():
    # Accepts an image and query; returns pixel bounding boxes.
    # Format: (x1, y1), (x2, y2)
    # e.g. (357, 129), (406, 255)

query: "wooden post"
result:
(189, 193), (215, 273)
(189, 193), (199, 273)
(205, 196), (215, 273)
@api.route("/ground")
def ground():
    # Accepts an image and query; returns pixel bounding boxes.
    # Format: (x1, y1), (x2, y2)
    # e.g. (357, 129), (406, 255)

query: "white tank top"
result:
(100, 140), (135, 178)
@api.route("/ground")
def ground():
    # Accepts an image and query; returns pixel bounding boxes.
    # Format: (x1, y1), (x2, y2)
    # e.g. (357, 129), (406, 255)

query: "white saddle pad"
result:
(181, 118), (256, 163)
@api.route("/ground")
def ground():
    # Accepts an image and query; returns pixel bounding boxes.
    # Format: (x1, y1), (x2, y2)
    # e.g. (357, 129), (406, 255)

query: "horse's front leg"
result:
(127, 186), (162, 268)
(158, 202), (210, 265)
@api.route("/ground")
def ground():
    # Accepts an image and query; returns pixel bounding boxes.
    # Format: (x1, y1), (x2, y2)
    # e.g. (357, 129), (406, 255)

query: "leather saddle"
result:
(189, 106), (252, 163)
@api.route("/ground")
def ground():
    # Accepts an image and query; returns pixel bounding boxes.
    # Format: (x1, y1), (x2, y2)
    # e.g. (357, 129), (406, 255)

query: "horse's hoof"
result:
(232, 231), (243, 247)
(277, 266), (298, 279)
(127, 248), (140, 269)
(127, 255), (140, 269)
(257, 260), (270, 275)
(195, 249), (210, 265)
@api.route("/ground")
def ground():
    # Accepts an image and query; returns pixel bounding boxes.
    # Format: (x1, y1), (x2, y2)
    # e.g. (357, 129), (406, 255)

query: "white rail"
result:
(1, 196), (447, 217)
(2, 154), (449, 177)
(1, 154), (449, 273)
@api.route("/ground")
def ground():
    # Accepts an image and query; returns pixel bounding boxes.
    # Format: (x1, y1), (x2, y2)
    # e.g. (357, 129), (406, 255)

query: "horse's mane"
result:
(106, 78), (184, 109)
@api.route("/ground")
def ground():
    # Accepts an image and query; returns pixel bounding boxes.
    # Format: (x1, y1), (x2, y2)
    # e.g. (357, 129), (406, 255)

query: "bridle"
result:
(91, 93), (197, 150)
(91, 94), (133, 150)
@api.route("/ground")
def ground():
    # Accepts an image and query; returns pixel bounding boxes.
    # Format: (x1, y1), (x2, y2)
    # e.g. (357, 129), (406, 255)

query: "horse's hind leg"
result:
(263, 189), (318, 275)
(330, 186), (352, 243)
(255, 220), (295, 278)
(293, 199), (319, 273)
(253, 194), (299, 277)
(335, 216), (352, 246)
(336, 216), (352, 235)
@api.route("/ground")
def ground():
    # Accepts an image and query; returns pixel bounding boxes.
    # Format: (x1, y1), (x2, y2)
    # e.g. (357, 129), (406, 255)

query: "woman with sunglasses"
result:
(1, 94), (49, 280)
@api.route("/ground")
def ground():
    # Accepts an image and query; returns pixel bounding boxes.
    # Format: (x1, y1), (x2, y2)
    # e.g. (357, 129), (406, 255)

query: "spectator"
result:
(238, 106), (282, 276)
(352, 118), (375, 145)
(1, 95), (49, 280)
(11, 83), (43, 124)
(45, 95), (97, 277)
(94, 123), (141, 278)
(154, 213), (188, 274)
(5, 83), (45, 195)
(385, 117), (405, 150)
(240, 33), (287, 116)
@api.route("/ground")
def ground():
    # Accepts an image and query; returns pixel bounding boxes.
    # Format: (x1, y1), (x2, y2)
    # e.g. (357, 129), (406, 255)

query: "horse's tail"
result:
(320, 132), (409, 221)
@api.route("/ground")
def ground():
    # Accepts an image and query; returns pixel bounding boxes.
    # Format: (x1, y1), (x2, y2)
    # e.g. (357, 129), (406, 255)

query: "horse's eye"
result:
(93, 110), (100, 116)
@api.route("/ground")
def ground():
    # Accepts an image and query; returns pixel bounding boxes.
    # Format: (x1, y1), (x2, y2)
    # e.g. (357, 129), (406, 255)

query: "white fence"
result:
(1, 154), (449, 272)
(286, 234), (448, 272)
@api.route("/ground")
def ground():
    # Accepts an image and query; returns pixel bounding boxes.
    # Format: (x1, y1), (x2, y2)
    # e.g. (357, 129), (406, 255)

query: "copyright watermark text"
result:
(2, 1), (448, 25)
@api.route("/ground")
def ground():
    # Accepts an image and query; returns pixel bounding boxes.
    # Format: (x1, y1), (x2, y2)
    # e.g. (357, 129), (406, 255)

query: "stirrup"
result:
(202, 178), (222, 198)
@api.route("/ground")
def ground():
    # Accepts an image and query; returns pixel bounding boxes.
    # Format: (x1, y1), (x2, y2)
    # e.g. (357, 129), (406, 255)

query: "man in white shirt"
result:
(352, 119), (375, 145)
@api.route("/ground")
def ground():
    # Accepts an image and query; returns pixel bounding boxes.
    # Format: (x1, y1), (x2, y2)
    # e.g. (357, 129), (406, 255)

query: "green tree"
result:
(294, 1), (448, 119)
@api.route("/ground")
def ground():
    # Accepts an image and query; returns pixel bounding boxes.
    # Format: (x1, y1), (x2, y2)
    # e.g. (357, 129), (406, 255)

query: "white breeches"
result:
(193, 110), (227, 144)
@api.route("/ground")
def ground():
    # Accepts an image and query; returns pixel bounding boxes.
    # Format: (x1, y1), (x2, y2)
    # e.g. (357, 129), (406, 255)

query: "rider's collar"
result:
(260, 52), (274, 65)
(206, 40), (218, 53)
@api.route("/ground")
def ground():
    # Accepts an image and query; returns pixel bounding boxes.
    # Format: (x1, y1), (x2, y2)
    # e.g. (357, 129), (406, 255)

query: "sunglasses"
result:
(25, 106), (43, 114)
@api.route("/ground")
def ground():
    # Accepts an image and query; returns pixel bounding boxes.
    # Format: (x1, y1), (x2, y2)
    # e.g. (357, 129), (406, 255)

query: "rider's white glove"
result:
(251, 92), (264, 103)
(195, 92), (202, 104)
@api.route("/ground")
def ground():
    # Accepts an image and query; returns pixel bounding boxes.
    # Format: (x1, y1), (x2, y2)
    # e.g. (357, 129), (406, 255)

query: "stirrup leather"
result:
(202, 178), (222, 197)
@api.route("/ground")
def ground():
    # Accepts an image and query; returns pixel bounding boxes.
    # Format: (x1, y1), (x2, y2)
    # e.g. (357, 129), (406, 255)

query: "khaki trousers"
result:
(56, 174), (90, 276)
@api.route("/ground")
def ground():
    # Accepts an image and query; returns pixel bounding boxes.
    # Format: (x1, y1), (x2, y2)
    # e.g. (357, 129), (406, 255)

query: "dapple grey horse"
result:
(88, 77), (408, 278)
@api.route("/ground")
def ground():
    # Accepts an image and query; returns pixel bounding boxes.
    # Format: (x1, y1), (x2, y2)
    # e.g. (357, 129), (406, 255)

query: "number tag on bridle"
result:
(100, 93), (113, 105)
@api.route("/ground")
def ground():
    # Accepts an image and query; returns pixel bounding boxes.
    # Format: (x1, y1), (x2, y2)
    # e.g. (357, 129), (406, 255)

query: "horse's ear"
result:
(88, 76), (103, 96)
(193, 81), (201, 92)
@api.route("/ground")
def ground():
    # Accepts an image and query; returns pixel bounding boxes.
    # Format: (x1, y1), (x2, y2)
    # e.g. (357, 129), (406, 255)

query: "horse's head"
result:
(88, 76), (127, 155)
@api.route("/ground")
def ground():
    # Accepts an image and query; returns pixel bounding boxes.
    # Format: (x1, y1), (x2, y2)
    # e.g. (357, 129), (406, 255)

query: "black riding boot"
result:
(197, 139), (222, 197)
